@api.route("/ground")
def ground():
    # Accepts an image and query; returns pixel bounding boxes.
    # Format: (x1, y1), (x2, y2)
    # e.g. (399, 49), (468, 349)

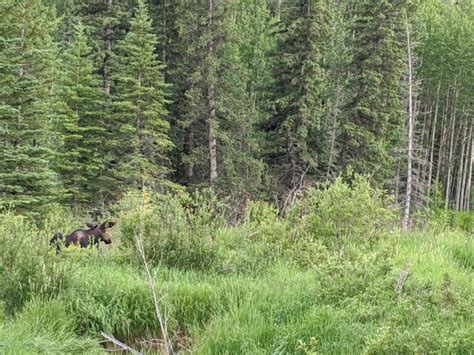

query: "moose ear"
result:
(86, 222), (98, 229)
(100, 221), (116, 230)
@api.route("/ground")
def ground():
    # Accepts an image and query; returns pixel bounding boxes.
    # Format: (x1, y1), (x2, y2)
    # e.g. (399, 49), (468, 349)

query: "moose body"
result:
(50, 221), (115, 251)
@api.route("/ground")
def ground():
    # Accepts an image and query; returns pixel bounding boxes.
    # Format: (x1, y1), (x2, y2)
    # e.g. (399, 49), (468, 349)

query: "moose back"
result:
(50, 221), (116, 250)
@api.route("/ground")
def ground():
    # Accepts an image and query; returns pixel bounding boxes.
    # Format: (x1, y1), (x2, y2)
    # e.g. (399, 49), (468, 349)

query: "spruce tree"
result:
(154, 0), (270, 200)
(56, 23), (108, 205)
(0, 0), (60, 213)
(337, 0), (407, 181)
(112, 0), (172, 189)
(262, 0), (329, 207)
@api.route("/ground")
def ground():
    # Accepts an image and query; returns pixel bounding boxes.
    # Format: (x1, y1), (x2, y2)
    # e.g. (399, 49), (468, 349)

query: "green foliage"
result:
(1, 1), (473, 353)
(452, 211), (473, 233)
(0, 196), (472, 354)
(117, 189), (226, 270)
(0, 300), (102, 354)
(299, 173), (396, 247)
(263, 0), (330, 196)
(56, 22), (109, 205)
(0, 212), (67, 314)
(338, 0), (408, 181)
(111, 0), (172, 189)
(116, 175), (396, 274)
(0, 0), (60, 213)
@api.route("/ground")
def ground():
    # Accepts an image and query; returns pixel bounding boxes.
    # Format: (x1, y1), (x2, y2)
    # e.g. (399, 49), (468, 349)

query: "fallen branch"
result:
(100, 332), (143, 355)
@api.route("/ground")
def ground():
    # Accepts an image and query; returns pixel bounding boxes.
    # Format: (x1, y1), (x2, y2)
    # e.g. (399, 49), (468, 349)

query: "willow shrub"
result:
(116, 189), (227, 270)
(297, 174), (396, 248)
(117, 175), (395, 273)
(0, 212), (68, 315)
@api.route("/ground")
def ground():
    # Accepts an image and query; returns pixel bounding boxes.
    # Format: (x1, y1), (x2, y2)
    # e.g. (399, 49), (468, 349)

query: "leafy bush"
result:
(451, 211), (473, 233)
(0, 212), (67, 314)
(117, 189), (226, 270)
(299, 174), (396, 247)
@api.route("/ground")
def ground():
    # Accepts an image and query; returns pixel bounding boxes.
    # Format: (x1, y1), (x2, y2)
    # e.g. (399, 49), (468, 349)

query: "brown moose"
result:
(50, 221), (116, 251)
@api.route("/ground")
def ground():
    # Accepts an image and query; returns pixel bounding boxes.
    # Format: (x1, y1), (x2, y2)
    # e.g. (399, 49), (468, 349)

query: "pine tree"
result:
(262, 0), (329, 209)
(0, 0), (60, 213)
(56, 23), (108, 205)
(111, 0), (172, 189)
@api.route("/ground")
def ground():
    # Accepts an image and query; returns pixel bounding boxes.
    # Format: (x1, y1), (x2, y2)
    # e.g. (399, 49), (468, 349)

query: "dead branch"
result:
(100, 332), (143, 355)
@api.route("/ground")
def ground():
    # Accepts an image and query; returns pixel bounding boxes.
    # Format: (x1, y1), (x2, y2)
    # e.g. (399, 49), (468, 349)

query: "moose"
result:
(50, 221), (116, 251)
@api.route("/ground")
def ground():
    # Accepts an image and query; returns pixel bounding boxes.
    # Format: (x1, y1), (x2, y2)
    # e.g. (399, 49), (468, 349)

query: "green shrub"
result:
(0, 212), (67, 314)
(116, 189), (333, 273)
(116, 189), (226, 270)
(40, 203), (84, 235)
(452, 211), (473, 233)
(299, 174), (396, 247)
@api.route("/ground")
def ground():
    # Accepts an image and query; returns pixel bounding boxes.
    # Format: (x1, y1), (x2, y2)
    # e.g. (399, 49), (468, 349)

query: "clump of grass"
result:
(0, 299), (102, 354)
(0, 212), (68, 314)
(389, 229), (473, 287)
(59, 261), (159, 343)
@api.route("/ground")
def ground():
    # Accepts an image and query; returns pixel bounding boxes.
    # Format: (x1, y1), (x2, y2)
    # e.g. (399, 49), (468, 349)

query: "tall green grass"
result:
(0, 177), (472, 353)
(3, 232), (468, 354)
(0, 300), (102, 354)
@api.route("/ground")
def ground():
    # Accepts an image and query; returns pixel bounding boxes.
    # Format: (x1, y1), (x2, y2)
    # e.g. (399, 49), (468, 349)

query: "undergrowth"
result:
(0, 176), (472, 354)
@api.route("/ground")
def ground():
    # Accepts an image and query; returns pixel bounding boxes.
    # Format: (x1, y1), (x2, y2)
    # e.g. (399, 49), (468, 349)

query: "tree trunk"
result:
(326, 81), (341, 180)
(435, 86), (451, 187)
(394, 158), (401, 207)
(403, 12), (414, 232)
(162, 0), (167, 65)
(464, 124), (473, 211)
(456, 122), (469, 211)
(427, 81), (441, 192)
(445, 89), (458, 209)
(185, 126), (195, 179)
(208, 0), (217, 185)
(276, 0), (283, 19)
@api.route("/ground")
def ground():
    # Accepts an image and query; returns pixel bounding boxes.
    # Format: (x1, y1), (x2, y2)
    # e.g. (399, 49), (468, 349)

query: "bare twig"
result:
(134, 183), (174, 355)
(100, 332), (143, 355)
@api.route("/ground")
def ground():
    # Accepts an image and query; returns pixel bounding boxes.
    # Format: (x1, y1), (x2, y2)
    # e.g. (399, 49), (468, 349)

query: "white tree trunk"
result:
(208, 0), (217, 184)
(455, 120), (467, 210)
(463, 123), (473, 211)
(427, 81), (441, 191)
(403, 12), (414, 232)
(445, 89), (458, 209)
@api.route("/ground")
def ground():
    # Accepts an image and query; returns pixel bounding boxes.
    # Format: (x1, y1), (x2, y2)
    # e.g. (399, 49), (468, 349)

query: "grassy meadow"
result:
(0, 178), (472, 354)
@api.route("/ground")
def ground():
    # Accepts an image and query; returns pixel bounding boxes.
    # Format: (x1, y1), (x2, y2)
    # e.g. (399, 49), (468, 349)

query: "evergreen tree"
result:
(111, 0), (172, 189)
(337, 0), (407, 181)
(157, 0), (269, 200)
(0, 0), (60, 213)
(212, 0), (268, 199)
(56, 23), (108, 205)
(262, 0), (329, 207)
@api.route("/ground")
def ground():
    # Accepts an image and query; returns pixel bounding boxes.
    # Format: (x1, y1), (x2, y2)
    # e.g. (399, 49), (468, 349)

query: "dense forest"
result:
(1, 0), (472, 220)
(0, 0), (473, 354)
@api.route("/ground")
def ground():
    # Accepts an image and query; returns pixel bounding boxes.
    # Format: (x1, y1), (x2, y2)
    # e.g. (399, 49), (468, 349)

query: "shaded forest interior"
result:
(0, 0), (472, 220)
